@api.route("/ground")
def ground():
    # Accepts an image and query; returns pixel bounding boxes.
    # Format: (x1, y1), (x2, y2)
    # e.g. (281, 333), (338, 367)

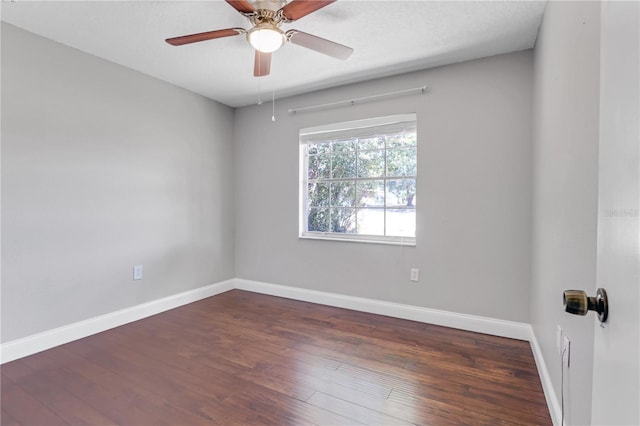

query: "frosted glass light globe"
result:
(248, 23), (285, 53)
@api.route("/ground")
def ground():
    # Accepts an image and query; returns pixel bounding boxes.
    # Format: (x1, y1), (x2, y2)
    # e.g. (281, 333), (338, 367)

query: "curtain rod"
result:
(288, 85), (428, 114)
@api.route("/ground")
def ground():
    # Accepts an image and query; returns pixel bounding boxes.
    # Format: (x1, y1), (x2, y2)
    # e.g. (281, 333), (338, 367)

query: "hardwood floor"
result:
(1, 290), (552, 425)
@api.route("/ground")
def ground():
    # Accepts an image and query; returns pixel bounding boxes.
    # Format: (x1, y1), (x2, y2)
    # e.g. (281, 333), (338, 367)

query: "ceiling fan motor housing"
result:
(252, 0), (286, 15)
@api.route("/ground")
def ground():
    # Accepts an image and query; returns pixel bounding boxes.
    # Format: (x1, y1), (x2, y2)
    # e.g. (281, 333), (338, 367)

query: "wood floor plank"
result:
(32, 347), (219, 425)
(309, 378), (464, 426)
(265, 361), (392, 400)
(62, 332), (248, 410)
(307, 391), (412, 425)
(223, 387), (364, 426)
(1, 290), (552, 425)
(0, 377), (67, 426)
(2, 361), (115, 425)
(0, 408), (20, 426)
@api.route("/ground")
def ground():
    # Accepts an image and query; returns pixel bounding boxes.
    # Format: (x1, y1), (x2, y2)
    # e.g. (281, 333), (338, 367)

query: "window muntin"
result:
(300, 114), (417, 245)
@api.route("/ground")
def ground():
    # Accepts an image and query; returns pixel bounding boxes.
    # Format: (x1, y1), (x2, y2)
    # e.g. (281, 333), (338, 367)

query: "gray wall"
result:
(234, 51), (533, 322)
(530, 2), (601, 425)
(1, 23), (236, 342)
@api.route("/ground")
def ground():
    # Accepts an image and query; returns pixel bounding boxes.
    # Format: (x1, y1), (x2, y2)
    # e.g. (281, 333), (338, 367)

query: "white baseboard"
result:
(234, 278), (531, 341)
(2, 276), (558, 424)
(0, 277), (531, 363)
(528, 325), (562, 426)
(0, 279), (234, 364)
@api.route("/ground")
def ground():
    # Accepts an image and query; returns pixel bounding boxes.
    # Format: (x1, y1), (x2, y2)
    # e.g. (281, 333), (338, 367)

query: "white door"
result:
(591, 1), (639, 425)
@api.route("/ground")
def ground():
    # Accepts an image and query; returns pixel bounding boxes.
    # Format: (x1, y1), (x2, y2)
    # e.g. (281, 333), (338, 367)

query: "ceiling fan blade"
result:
(254, 51), (272, 77)
(225, 0), (255, 14)
(280, 0), (335, 21)
(286, 30), (353, 60)
(166, 28), (245, 46)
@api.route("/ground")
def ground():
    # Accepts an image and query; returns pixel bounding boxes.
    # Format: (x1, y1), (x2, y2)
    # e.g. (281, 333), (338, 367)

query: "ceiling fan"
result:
(165, 0), (353, 77)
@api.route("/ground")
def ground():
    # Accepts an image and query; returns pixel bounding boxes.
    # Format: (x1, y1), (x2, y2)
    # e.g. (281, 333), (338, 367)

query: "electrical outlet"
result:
(410, 268), (419, 282)
(556, 325), (563, 354)
(133, 264), (143, 280)
(562, 335), (570, 367)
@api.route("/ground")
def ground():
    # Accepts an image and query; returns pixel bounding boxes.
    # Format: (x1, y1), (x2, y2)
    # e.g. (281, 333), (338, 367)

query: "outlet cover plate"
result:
(133, 265), (143, 280)
(410, 268), (419, 282)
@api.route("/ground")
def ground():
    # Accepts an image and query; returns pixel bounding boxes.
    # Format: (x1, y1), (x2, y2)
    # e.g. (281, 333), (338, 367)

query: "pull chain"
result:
(271, 90), (276, 122)
(257, 77), (263, 106)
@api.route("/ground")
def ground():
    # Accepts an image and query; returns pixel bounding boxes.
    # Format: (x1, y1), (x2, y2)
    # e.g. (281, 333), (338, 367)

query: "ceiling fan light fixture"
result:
(247, 23), (286, 53)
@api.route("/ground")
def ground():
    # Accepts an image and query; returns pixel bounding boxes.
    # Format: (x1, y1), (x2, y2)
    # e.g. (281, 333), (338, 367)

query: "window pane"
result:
(358, 136), (385, 150)
(308, 154), (331, 179)
(308, 142), (330, 155)
(387, 131), (417, 147)
(386, 179), (416, 208)
(356, 208), (385, 235)
(308, 182), (329, 207)
(308, 208), (329, 232)
(387, 147), (417, 177)
(332, 139), (356, 152)
(356, 180), (385, 207)
(330, 182), (355, 207)
(358, 149), (385, 178)
(331, 208), (356, 233)
(386, 209), (416, 237)
(331, 150), (356, 178)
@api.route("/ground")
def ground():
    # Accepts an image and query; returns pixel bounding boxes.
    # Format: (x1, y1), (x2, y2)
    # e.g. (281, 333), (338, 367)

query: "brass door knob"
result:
(563, 288), (608, 323)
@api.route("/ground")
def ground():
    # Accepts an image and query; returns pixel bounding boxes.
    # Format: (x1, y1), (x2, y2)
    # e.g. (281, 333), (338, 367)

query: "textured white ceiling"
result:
(1, 1), (545, 107)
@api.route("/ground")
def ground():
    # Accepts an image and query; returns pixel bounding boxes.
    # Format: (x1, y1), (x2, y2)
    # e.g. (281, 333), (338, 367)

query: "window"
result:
(299, 114), (417, 245)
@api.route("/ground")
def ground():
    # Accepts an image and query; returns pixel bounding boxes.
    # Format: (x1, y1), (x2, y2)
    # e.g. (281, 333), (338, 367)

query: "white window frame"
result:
(299, 114), (417, 246)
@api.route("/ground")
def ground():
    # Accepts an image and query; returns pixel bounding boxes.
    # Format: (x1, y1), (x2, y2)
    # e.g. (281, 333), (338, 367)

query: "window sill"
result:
(299, 233), (416, 246)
